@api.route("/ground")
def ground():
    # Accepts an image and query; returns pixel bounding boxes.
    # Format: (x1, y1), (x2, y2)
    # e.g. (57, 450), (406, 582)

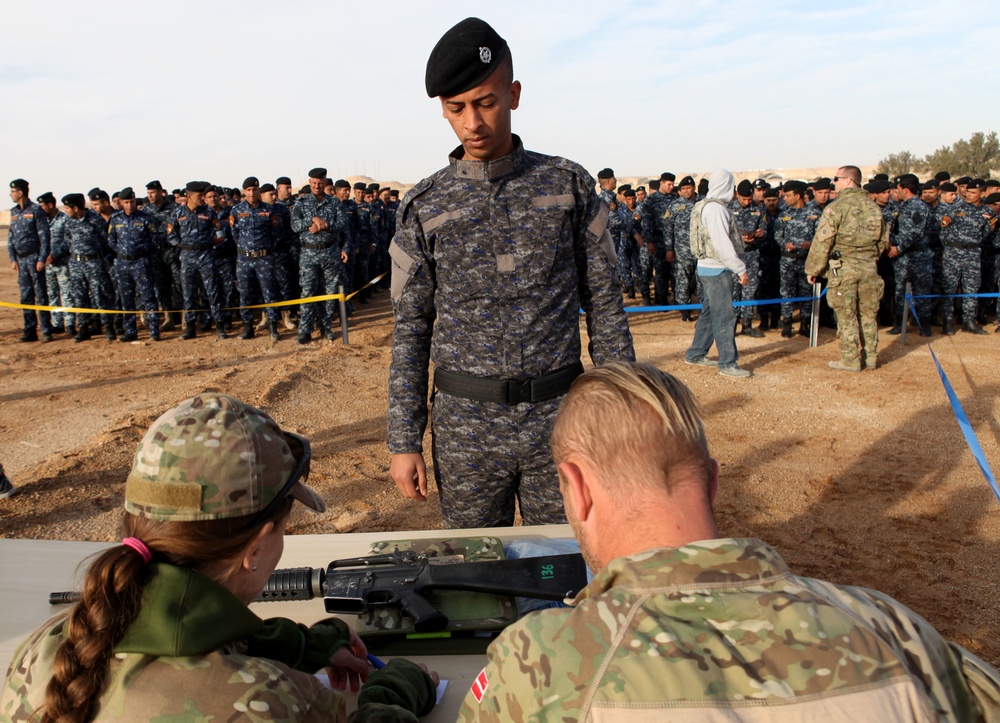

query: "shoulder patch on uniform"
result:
(609, 201), (617, 211)
(471, 667), (489, 703)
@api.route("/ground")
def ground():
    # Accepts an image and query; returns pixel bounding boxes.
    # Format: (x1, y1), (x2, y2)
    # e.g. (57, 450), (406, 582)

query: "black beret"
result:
(898, 173), (920, 185)
(308, 167), (327, 179)
(111, 191), (121, 200)
(635, 186), (645, 192)
(872, 173), (889, 182)
(955, 176), (972, 185)
(335, 179), (351, 189)
(984, 192), (1000, 204)
(753, 179), (769, 189)
(145, 180), (163, 191)
(763, 188), (780, 198)
(678, 175), (695, 188)
(37, 191), (56, 204)
(300, 185), (312, 195)
(367, 183), (380, 192)
(597, 168), (615, 180)
(172, 188), (184, 195)
(259, 183), (276, 193)
(88, 188), (108, 201)
(242, 176), (259, 189)
(119, 187), (136, 200)
(783, 180), (807, 195)
(985, 179), (1000, 188)
(324, 178), (334, 186)
(813, 178), (832, 191)
(10, 178), (29, 192)
(62, 193), (86, 208)
(185, 181), (209, 193)
(967, 178), (987, 189)
(736, 180), (754, 197)
(648, 179), (661, 190)
(275, 176), (292, 186)
(389, 190), (399, 197)
(867, 180), (892, 194)
(939, 182), (958, 192)
(425, 17), (509, 98)
(923, 180), (940, 190)
(659, 172), (675, 182)
(622, 189), (636, 197)
(353, 182), (367, 190)
(617, 184), (632, 192)
(934, 171), (951, 182)
(698, 179), (709, 193)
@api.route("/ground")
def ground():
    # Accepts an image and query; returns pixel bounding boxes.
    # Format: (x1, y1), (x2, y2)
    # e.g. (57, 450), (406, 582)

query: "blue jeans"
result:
(685, 270), (739, 368)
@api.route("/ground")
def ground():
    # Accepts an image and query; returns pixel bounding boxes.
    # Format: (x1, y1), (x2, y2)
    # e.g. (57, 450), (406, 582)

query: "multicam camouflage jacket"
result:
(2, 563), (434, 722)
(458, 538), (1000, 722)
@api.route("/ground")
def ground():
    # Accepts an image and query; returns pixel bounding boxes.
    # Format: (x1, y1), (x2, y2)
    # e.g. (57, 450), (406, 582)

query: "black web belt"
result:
(302, 241), (334, 250)
(944, 242), (980, 250)
(434, 362), (584, 405)
(180, 244), (212, 251)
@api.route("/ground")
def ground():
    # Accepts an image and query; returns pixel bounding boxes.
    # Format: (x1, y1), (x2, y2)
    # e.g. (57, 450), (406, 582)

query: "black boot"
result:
(781, 318), (794, 338)
(104, 326), (117, 342)
(742, 322), (764, 338)
(943, 318), (956, 335)
(680, 310), (692, 322)
(641, 292), (652, 306)
(182, 323), (197, 340)
(296, 331), (311, 345)
(798, 321), (810, 337)
(216, 326), (228, 340)
(66, 323), (77, 336)
(887, 315), (902, 335)
(268, 320), (280, 341)
(73, 325), (91, 343)
(18, 330), (38, 342)
(962, 320), (988, 335)
(199, 318), (213, 333)
(239, 321), (255, 340)
(919, 318), (932, 337)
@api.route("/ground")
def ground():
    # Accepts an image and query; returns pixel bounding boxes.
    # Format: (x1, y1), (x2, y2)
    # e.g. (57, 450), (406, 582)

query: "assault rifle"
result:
(51, 551), (588, 634)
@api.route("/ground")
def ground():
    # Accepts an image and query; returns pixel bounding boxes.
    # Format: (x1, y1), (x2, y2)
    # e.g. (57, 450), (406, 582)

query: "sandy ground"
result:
(1, 236), (999, 667)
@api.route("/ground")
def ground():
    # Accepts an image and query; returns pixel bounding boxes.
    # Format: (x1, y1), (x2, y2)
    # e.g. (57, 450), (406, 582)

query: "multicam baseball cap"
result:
(125, 394), (325, 522)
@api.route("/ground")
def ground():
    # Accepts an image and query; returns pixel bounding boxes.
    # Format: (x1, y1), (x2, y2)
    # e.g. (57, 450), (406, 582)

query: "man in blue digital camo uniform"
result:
(759, 186), (783, 330)
(776, 180), (819, 337)
(388, 17), (635, 528)
(260, 182), (297, 331)
(292, 168), (349, 344)
(145, 180), (181, 330)
(938, 178), (992, 335)
(37, 192), (74, 335)
(729, 179), (767, 337)
(639, 173), (675, 305)
(886, 175), (934, 336)
(107, 187), (161, 342)
(166, 181), (228, 340)
(664, 176), (699, 321)
(61, 193), (117, 342)
(982, 192), (1000, 332)
(204, 186), (236, 334)
(616, 189), (643, 297)
(230, 176), (281, 341)
(8, 179), (53, 342)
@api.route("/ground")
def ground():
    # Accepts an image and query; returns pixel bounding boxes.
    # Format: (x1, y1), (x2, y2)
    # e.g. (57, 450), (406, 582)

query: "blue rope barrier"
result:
(621, 290), (826, 314)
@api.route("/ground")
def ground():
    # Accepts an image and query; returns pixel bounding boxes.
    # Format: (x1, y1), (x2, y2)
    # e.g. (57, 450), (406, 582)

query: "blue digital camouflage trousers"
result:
(673, 254), (698, 304)
(733, 249), (761, 324)
(430, 391), (566, 528)
(640, 245), (670, 302)
(893, 250), (934, 321)
(941, 247), (981, 322)
(45, 262), (74, 328)
(236, 254), (280, 323)
(215, 255), (238, 324)
(114, 257), (159, 336)
(16, 254), (51, 333)
(615, 240), (641, 291)
(151, 245), (182, 313)
(298, 246), (344, 334)
(779, 256), (811, 319)
(69, 258), (115, 330)
(180, 248), (224, 325)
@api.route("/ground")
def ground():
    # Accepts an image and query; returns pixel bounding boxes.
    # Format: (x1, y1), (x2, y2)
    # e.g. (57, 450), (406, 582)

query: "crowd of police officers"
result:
(9, 168), (1000, 346)
(602, 169), (1000, 338)
(7, 173), (398, 344)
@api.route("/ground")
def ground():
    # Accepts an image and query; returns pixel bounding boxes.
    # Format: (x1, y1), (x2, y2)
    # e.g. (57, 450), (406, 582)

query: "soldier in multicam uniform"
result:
(459, 362), (1000, 722)
(938, 178), (992, 335)
(885, 175), (935, 336)
(805, 166), (887, 371)
(729, 179), (766, 337)
(664, 175), (698, 320)
(229, 177), (282, 341)
(292, 168), (349, 344)
(388, 18), (634, 529)
(107, 187), (161, 342)
(775, 180), (819, 337)
(61, 193), (118, 342)
(7, 179), (53, 342)
(144, 180), (180, 330)
(1, 394), (437, 722)
(38, 191), (74, 336)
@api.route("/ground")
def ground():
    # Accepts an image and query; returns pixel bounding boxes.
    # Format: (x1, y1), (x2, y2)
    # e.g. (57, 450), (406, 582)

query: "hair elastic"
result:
(122, 537), (153, 564)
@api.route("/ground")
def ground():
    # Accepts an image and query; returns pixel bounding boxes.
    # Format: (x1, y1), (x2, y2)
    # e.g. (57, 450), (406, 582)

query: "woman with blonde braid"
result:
(1, 394), (437, 722)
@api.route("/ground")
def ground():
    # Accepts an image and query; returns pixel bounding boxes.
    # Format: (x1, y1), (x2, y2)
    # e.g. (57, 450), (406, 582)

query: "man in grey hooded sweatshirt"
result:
(684, 168), (751, 378)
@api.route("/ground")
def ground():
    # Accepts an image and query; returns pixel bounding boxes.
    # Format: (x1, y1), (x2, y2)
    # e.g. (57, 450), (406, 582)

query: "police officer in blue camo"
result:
(61, 193), (117, 342)
(776, 180), (819, 337)
(981, 192), (1000, 331)
(885, 176), (934, 336)
(292, 168), (349, 344)
(758, 187), (782, 329)
(639, 174), (674, 305)
(369, 183), (388, 284)
(166, 181), (228, 340)
(259, 183), (297, 330)
(938, 178), (991, 335)
(37, 192), (74, 336)
(8, 179), (53, 342)
(616, 189), (643, 297)
(205, 185), (237, 333)
(229, 176), (281, 341)
(107, 187), (161, 342)
(729, 179), (766, 337)
(145, 180), (181, 330)
(336, 180), (366, 304)
(867, 180), (897, 325)
(597, 168), (616, 209)
(665, 176), (699, 321)
(388, 18), (634, 528)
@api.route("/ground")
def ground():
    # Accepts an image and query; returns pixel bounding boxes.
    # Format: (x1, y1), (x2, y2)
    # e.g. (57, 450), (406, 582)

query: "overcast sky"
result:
(2, 0), (998, 197)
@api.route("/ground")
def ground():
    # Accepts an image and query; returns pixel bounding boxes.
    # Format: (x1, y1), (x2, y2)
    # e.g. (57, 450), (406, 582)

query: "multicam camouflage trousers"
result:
(430, 391), (567, 529)
(941, 247), (981, 322)
(827, 260), (883, 364)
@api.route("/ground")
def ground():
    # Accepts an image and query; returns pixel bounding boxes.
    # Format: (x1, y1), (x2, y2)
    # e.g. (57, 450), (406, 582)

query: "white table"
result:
(1, 524), (574, 721)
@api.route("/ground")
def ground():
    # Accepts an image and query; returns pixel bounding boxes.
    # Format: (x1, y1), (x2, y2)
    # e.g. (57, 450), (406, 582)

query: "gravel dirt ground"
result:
(1, 237), (999, 666)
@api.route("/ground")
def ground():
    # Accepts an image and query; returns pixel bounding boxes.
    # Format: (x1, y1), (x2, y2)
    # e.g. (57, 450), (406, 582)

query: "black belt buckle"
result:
(507, 379), (532, 404)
